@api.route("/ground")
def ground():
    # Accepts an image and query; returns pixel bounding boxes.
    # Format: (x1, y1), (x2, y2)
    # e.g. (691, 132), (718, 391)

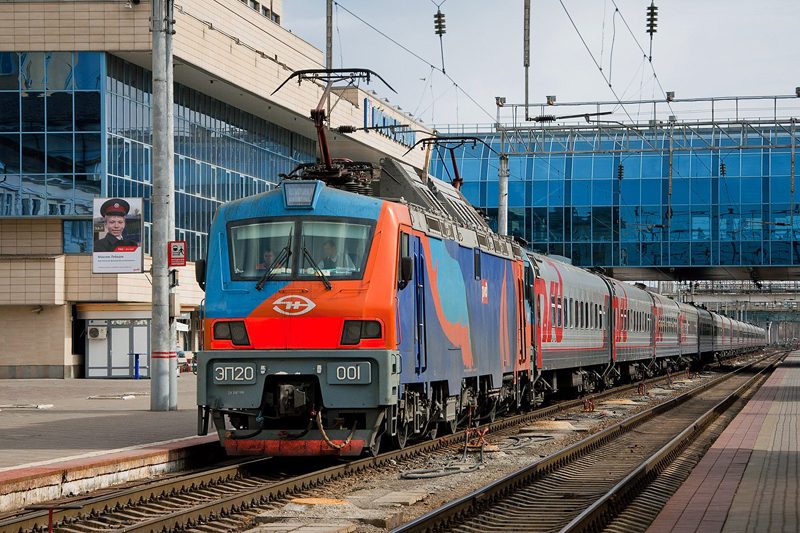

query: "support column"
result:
(151, 0), (174, 411)
(166, 0), (178, 410)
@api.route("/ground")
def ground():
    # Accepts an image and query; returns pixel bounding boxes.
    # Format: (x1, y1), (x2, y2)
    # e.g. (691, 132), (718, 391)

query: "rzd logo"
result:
(272, 295), (316, 316)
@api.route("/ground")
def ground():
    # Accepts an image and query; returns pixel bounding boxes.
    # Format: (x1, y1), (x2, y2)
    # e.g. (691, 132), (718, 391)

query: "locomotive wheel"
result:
(441, 416), (459, 435)
(394, 421), (409, 449)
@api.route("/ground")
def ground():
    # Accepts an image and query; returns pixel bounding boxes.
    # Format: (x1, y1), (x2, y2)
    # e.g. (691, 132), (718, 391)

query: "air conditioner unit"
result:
(88, 326), (107, 340)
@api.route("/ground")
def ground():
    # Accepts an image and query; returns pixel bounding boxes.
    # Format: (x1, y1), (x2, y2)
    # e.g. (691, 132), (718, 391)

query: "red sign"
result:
(168, 241), (186, 267)
(481, 280), (488, 304)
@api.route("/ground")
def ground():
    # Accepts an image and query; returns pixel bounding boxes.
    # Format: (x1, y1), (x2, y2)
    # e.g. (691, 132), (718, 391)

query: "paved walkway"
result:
(0, 376), (201, 469)
(648, 351), (800, 533)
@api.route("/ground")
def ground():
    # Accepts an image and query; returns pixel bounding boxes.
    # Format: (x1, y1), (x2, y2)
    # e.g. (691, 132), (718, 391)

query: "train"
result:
(194, 69), (766, 457)
(193, 154), (766, 457)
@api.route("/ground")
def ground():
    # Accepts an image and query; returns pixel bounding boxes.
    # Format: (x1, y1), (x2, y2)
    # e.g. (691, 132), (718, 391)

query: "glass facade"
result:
(430, 129), (798, 269)
(0, 51), (103, 217)
(1, 52), (316, 262)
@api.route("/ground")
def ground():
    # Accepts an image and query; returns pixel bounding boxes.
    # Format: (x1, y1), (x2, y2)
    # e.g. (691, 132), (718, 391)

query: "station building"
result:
(431, 110), (799, 281)
(0, 0), (428, 378)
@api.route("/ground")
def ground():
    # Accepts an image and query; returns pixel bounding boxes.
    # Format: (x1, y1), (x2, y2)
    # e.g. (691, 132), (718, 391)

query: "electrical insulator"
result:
(646, 4), (658, 35)
(434, 11), (446, 36)
(617, 164), (624, 180)
(720, 162), (726, 177)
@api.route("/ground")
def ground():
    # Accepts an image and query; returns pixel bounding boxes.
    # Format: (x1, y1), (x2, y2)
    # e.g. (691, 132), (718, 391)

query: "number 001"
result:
(336, 365), (361, 381)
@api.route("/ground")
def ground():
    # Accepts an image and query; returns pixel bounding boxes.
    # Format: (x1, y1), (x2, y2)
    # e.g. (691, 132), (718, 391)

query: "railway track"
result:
(0, 351), (771, 533)
(391, 350), (785, 533)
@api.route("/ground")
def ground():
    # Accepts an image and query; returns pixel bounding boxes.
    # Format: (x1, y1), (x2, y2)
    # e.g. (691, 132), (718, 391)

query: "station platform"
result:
(648, 351), (800, 533)
(0, 375), (219, 512)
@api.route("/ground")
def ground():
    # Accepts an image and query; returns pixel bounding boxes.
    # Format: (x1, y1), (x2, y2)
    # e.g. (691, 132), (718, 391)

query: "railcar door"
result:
(414, 239), (428, 374)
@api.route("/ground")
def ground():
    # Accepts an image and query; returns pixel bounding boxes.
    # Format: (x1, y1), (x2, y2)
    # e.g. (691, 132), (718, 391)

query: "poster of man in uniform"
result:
(92, 197), (144, 274)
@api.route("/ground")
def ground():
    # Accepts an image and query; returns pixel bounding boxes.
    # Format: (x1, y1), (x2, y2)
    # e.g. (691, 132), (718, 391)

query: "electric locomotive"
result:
(195, 157), (529, 456)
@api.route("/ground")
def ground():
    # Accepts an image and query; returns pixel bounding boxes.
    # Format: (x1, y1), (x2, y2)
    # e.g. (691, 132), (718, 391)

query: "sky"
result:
(281, 0), (799, 127)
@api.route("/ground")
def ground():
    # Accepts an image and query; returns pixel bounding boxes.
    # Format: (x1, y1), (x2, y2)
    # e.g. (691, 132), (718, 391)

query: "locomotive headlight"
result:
(341, 320), (382, 345)
(229, 321), (250, 346)
(361, 320), (382, 339)
(213, 320), (250, 346)
(213, 321), (231, 340)
(341, 321), (363, 345)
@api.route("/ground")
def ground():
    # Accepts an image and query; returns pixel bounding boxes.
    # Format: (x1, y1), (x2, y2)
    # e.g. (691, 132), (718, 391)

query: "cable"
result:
(557, 0), (636, 125)
(334, 1), (497, 124)
(609, 8), (618, 86)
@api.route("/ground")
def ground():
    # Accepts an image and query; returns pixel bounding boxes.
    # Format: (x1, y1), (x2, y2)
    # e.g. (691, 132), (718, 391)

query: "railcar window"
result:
(229, 220), (294, 278)
(574, 300), (579, 328)
(300, 221), (371, 278)
(584, 302), (589, 328)
(599, 305), (603, 329)
(473, 248), (480, 280)
(557, 296), (562, 328)
(551, 295), (556, 326)
(594, 304), (599, 329)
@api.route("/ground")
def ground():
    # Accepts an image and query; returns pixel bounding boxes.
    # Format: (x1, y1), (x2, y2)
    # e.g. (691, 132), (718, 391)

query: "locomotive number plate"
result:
(327, 362), (371, 385)
(213, 363), (257, 384)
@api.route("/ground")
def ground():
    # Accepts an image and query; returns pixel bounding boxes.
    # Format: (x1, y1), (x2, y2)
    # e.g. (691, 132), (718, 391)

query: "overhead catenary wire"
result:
(333, 1), (497, 124)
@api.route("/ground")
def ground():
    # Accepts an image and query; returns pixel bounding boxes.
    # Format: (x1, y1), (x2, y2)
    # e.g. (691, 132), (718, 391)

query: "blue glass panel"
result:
(740, 241), (763, 265)
(548, 207), (565, 240)
(690, 178), (711, 204)
(0, 92), (19, 132)
(740, 153), (761, 176)
(641, 179), (660, 203)
(20, 174), (46, 215)
(0, 52), (19, 90)
(74, 91), (102, 131)
(641, 243), (661, 265)
(21, 134), (45, 173)
(641, 155), (661, 178)
(691, 242), (711, 265)
(770, 151), (791, 176)
(46, 52), (73, 91)
(770, 204), (791, 240)
(592, 207), (612, 242)
(572, 207), (591, 242)
(46, 175), (72, 215)
(461, 182), (479, 205)
(572, 156), (592, 178)
(74, 174), (101, 215)
(530, 207), (547, 242)
(573, 180), (590, 205)
(21, 92), (44, 132)
(620, 179), (639, 206)
(63, 220), (92, 253)
(670, 242), (690, 265)
(770, 177), (791, 204)
(46, 92), (73, 131)
(620, 243), (639, 266)
(741, 177), (761, 202)
(720, 242), (739, 265)
(508, 207), (525, 239)
(74, 52), (102, 90)
(592, 180), (612, 206)
(571, 243), (591, 266)
(691, 207), (711, 242)
(46, 133), (73, 173)
(74, 133), (101, 173)
(19, 53), (45, 90)
(593, 155), (613, 178)
(593, 243), (612, 266)
(690, 153), (712, 177)
(669, 206), (690, 242)
(619, 206), (639, 242)
(0, 133), (20, 174)
(771, 241), (790, 265)
(509, 180), (525, 207)
(532, 181), (548, 207)
(486, 180), (498, 207)
(461, 158), (481, 180)
(548, 180), (564, 206)
(671, 178), (689, 204)
(719, 177), (740, 204)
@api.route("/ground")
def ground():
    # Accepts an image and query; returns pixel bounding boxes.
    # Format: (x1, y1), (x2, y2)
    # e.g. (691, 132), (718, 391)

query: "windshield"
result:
(228, 218), (374, 281)
(230, 221), (293, 279)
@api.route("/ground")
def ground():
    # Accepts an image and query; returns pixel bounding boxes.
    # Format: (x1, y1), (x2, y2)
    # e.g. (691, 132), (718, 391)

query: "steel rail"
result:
(390, 351), (781, 533)
(559, 352), (787, 533)
(1, 351), (770, 533)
